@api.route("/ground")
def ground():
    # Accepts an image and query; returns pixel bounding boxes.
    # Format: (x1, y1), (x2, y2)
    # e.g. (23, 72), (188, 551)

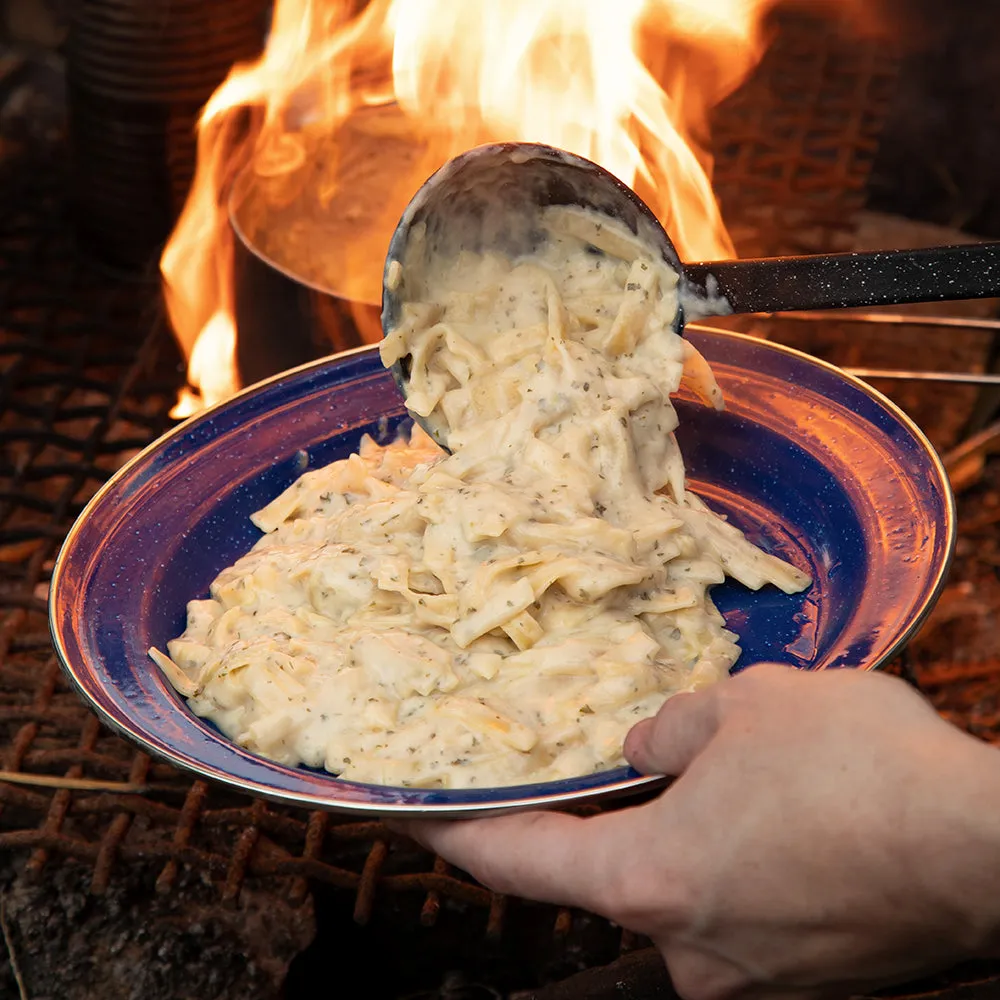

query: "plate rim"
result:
(47, 327), (957, 816)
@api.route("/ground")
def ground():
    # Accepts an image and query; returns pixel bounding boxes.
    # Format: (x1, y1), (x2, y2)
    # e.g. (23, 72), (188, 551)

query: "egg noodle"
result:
(151, 206), (810, 789)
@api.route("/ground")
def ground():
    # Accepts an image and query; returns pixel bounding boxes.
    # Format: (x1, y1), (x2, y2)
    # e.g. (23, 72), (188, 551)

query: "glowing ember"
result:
(161, 0), (775, 412)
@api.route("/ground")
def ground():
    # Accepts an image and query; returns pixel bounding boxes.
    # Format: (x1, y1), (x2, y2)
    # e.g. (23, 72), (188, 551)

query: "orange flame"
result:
(161, 0), (774, 415)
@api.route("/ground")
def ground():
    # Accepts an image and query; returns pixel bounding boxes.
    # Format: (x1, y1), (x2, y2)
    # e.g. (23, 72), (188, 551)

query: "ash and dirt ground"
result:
(0, 856), (313, 1000)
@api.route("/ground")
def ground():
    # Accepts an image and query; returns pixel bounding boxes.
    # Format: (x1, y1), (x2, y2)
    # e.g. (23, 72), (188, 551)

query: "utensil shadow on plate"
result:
(48, 329), (955, 817)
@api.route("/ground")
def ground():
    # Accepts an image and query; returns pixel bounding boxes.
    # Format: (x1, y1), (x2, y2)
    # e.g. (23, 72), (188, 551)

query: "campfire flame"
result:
(161, 0), (774, 416)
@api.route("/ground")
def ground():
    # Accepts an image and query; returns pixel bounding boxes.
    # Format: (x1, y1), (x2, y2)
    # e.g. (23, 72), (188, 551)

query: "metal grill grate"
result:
(0, 9), (997, 999)
(712, 11), (899, 259)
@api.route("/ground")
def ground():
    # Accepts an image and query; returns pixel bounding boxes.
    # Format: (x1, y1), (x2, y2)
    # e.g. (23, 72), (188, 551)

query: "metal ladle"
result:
(381, 141), (1000, 446)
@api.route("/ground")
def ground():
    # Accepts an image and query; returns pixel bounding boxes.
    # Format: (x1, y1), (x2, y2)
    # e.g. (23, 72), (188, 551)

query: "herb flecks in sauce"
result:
(150, 206), (809, 790)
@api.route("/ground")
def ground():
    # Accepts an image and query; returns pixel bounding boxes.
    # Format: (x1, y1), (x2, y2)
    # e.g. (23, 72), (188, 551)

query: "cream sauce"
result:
(151, 207), (810, 789)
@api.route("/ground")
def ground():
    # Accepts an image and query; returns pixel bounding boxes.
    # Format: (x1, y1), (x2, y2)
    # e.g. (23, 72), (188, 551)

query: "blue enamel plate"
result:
(49, 327), (955, 817)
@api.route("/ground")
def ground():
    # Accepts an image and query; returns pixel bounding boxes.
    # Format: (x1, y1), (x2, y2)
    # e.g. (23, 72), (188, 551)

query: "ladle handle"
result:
(684, 242), (1000, 316)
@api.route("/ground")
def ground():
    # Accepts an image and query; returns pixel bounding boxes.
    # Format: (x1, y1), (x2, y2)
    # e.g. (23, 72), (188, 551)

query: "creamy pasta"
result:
(151, 205), (811, 789)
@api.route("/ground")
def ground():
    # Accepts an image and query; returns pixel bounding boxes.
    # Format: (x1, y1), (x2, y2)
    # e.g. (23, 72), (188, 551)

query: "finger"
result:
(661, 941), (749, 1000)
(663, 942), (837, 1000)
(623, 687), (720, 776)
(395, 808), (641, 914)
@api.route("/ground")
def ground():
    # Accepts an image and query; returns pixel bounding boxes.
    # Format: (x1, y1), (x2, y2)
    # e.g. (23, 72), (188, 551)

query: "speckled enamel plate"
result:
(48, 327), (955, 817)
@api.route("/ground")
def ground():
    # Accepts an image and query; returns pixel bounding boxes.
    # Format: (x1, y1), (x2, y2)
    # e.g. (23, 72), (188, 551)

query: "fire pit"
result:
(0, 3), (998, 999)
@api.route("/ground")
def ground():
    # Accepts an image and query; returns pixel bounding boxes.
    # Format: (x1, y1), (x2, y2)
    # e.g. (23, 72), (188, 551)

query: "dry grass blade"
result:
(0, 895), (28, 1000)
(0, 771), (148, 794)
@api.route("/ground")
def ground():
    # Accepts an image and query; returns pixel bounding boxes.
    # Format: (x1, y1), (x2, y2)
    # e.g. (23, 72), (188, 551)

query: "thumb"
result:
(394, 809), (639, 915)
(624, 686), (721, 776)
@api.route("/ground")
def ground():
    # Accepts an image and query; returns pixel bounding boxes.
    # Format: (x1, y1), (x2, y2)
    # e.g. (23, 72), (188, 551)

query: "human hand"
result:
(394, 664), (1000, 999)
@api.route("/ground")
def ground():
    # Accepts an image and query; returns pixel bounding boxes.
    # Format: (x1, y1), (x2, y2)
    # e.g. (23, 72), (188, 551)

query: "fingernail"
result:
(623, 718), (652, 764)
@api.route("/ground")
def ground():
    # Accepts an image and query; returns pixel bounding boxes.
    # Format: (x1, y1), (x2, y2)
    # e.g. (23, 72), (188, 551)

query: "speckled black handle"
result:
(684, 242), (1000, 315)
